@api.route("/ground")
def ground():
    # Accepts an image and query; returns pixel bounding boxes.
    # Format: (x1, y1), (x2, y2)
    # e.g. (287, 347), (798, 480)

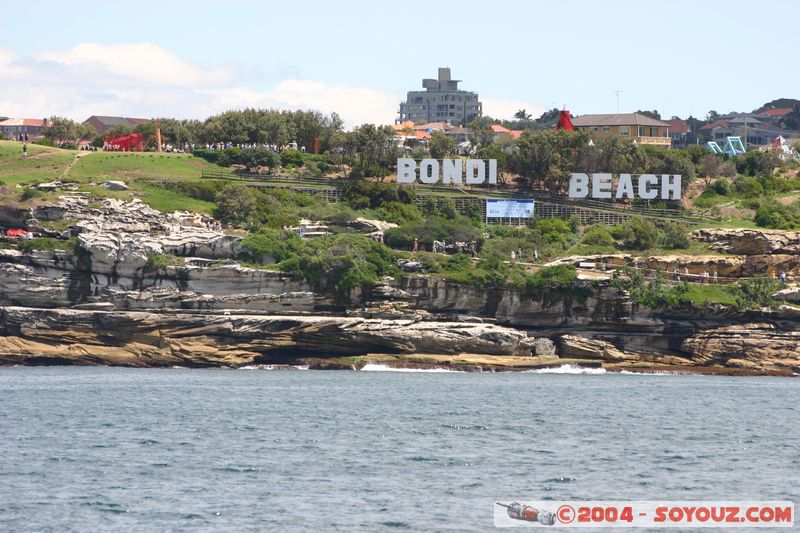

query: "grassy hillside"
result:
(68, 151), (218, 182)
(0, 141), (219, 186)
(0, 141), (77, 185)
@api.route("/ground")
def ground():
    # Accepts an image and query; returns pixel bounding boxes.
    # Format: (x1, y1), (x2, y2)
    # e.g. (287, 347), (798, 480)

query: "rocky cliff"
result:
(0, 197), (798, 374)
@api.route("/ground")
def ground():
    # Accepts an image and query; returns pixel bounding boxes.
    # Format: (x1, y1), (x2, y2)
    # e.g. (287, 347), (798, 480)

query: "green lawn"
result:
(76, 181), (215, 215)
(0, 141), (221, 187)
(0, 140), (77, 185)
(68, 151), (219, 182)
(680, 284), (738, 306)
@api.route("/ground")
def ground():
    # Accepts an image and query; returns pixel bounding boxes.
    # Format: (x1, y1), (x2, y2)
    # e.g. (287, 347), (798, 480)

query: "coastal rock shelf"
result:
(0, 307), (547, 367)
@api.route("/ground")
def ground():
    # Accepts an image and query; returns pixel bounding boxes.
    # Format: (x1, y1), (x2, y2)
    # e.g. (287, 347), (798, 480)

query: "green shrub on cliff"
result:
(278, 234), (399, 294)
(659, 222), (690, 249)
(16, 237), (76, 254)
(754, 201), (800, 230)
(613, 218), (659, 250)
(730, 276), (782, 311)
(612, 267), (690, 308)
(241, 228), (306, 264)
(144, 253), (184, 271)
(524, 264), (579, 291)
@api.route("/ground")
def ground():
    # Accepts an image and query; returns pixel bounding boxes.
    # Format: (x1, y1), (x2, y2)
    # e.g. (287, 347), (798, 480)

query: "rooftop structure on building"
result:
(398, 68), (482, 125)
(83, 115), (150, 134)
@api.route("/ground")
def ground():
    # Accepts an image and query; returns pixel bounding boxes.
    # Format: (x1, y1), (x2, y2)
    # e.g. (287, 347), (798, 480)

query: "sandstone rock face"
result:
(532, 337), (557, 356)
(773, 287), (800, 303)
(681, 323), (800, 373)
(0, 247), (318, 312)
(691, 228), (800, 275)
(544, 253), (746, 277)
(78, 231), (163, 274)
(691, 228), (800, 255)
(23, 196), (242, 275)
(557, 334), (636, 361)
(0, 307), (544, 366)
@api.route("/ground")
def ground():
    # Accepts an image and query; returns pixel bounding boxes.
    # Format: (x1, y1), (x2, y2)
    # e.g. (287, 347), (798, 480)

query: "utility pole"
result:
(614, 90), (623, 114)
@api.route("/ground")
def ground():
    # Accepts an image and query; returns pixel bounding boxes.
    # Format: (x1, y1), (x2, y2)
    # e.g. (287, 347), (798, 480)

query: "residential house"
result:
(83, 115), (149, 134)
(0, 118), (48, 139)
(571, 113), (671, 147)
(700, 114), (786, 147)
(663, 118), (691, 147)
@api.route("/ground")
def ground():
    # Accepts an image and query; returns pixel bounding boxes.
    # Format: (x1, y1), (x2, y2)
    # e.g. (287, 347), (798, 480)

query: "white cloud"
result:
(0, 48), (30, 79)
(203, 80), (402, 127)
(35, 43), (233, 87)
(482, 97), (546, 121)
(0, 42), (547, 129)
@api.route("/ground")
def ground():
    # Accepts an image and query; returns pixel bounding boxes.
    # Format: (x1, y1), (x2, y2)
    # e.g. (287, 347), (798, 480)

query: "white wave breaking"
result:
(526, 364), (607, 374)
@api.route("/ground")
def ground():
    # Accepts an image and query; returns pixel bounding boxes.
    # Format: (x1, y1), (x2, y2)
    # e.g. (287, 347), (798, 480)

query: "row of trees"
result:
(39, 109), (346, 152)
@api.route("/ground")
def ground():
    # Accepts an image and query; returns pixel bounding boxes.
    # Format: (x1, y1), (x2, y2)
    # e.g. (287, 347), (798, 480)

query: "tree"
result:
(42, 116), (79, 145)
(214, 184), (258, 224)
(510, 130), (586, 191)
(428, 131), (454, 159)
(636, 109), (661, 120)
(615, 218), (659, 250)
(466, 118), (494, 149)
(346, 124), (398, 179)
(476, 141), (513, 183)
(237, 146), (280, 172)
(699, 154), (734, 186)
(514, 109), (532, 120)
(706, 110), (720, 122)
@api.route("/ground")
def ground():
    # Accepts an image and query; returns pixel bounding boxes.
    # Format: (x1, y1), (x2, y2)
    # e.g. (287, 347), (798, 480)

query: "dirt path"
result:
(59, 150), (93, 180)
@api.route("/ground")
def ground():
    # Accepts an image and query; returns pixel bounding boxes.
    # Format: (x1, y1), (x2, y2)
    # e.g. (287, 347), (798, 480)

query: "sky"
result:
(1, 0), (797, 127)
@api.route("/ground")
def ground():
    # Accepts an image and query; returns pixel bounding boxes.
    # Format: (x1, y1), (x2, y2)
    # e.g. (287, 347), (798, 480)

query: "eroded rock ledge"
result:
(0, 307), (552, 367)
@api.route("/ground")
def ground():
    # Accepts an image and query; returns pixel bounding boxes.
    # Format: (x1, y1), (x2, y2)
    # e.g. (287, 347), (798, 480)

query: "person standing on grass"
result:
(22, 143), (27, 156)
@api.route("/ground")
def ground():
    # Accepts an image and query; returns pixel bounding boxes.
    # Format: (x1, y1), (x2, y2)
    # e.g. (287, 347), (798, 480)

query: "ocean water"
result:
(0, 366), (798, 532)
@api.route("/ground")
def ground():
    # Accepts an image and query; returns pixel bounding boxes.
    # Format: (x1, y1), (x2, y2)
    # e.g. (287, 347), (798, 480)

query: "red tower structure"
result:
(556, 109), (574, 131)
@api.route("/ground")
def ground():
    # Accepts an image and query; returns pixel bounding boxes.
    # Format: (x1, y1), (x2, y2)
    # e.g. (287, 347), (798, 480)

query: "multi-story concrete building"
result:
(398, 68), (482, 125)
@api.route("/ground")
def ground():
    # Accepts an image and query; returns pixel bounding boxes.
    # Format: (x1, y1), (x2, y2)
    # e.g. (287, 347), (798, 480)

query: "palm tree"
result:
(514, 109), (532, 121)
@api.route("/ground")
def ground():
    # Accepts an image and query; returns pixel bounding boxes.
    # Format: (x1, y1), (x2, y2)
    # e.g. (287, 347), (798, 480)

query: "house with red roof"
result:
(0, 118), (48, 139)
(664, 118), (691, 147)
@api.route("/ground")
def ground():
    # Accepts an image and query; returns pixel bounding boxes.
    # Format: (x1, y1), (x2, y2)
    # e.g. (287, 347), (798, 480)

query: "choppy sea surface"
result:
(0, 366), (798, 531)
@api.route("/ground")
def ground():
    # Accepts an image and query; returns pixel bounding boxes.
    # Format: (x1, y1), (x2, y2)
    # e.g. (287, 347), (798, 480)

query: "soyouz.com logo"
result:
(494, 501), (794, 527)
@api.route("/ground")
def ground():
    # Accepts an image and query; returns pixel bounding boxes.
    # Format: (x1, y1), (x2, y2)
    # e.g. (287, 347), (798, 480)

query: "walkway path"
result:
(59, 150), (93, 180)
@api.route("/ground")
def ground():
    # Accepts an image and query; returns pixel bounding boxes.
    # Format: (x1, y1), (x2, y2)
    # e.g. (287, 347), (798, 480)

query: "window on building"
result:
(602, 127), (609, 133)
(637, 126), (645, 137)
(620, 126), (630, 137)
(414, 97), (423, 103)
(650, 127), (659, 137)
(592, 127), (599, 132)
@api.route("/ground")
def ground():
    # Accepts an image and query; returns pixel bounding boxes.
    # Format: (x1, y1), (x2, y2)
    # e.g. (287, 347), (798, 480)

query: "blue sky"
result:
(2, 0), (797, 126)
